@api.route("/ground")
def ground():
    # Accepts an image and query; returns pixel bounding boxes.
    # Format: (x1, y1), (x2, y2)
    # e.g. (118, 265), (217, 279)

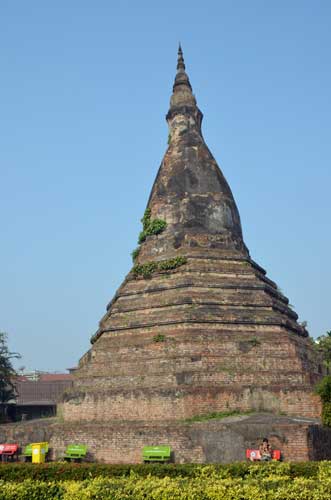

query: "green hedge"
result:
(1, 471), (331, 500)
(0, 461), (322, 482)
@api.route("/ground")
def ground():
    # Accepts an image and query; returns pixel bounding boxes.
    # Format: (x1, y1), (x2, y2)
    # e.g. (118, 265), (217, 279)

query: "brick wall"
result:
(0, 414), (328, 463)
(63, 324), (322, 423)
(61, 386), (321, 423)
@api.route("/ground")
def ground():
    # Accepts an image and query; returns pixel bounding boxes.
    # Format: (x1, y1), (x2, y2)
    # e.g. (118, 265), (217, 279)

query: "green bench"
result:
(63, 444), (88, 462)
(142, 446), (171, 463)
(21, 443), (49, 462)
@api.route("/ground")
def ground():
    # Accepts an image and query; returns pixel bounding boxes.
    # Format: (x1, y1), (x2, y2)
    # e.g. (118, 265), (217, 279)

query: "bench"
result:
(21, 443), (49, 462)
(142, 446), (171, 463)
(63, 444), (88, 462)
(0, 444), (19, 462)
(246, 449), (281, 461)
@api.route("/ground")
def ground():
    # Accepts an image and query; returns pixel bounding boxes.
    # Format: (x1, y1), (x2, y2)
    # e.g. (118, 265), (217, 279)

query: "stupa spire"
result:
(168, 44), (198, 120)
(142, 46), (247, 260)
(176, 43), (186, 71)
(173, 43), (192, 91)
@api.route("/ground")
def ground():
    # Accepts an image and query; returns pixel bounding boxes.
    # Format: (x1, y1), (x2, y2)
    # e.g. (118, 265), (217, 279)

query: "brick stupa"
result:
(63, 46), (321, 427)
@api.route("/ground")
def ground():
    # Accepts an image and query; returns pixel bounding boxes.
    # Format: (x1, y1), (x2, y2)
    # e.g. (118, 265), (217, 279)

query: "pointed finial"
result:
(177, 43), (185, 71)
(167, 45), (203, 132)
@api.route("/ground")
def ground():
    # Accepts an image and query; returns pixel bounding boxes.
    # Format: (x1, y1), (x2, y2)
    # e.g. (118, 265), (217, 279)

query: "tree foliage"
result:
(0, 331), (20, 404)
(315, 330), (331, 369)
(315, 375), (331, 402)
(314, 331), (331, 426)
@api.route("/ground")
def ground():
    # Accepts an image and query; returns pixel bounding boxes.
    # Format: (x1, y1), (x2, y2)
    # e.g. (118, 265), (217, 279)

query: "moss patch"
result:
(131, 247), (140, 262)
(132, 256), (187, 279)
(138, 208), (167, 244)
(153, 334), (166, 343)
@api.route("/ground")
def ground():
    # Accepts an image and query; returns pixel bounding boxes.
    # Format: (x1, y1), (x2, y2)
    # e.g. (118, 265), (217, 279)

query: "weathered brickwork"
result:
(62, 388), (320, 423)
(64, 49), (323, 425)
(63, 320), (321, 421)
(0, 414), (328, 463)
(58, 46), (324, 461)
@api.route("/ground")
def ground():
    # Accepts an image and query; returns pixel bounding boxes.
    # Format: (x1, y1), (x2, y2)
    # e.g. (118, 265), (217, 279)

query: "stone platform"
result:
(1, 413), (331, 463)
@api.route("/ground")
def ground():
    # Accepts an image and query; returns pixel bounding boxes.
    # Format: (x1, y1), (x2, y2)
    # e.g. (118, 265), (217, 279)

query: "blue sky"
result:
(1, 1), (330, 371)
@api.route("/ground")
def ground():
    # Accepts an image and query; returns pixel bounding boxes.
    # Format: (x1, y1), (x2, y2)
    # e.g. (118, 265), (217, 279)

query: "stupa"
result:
(63, 46), (321, 427)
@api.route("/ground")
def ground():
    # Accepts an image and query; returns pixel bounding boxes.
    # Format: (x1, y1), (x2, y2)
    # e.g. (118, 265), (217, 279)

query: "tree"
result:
(314, 331), (331, 426)
(315, 375), (331, 427)
(0, 331), (20, 404)
(315, 331), (331, 370)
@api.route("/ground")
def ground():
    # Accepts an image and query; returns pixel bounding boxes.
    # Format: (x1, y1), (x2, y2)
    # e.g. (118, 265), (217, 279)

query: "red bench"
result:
(0, 443), (19, 462)
(246, 448), (281, 461)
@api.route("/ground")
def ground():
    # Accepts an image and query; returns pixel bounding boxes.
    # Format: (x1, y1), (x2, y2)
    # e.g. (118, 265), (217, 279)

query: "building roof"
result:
(15, 377), (73, 406)
(38, 373), (73, 381)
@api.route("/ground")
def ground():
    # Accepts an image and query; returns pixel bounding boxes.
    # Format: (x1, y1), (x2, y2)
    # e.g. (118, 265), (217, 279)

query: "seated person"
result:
(259, 438), (272, 461)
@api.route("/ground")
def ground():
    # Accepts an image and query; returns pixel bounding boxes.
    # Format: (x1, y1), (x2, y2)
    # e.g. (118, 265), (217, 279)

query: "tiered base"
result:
(1, 414), (330, 463)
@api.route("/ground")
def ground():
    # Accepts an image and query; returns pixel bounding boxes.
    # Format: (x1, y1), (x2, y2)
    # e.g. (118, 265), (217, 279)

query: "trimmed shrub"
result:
(0, 461), (327, 483)
(1, 474), (331, 500)
(0, 479), (63, 500)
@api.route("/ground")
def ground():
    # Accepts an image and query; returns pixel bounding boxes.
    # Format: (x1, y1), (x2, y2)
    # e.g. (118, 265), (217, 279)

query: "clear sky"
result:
(1, 1), (330, 372)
